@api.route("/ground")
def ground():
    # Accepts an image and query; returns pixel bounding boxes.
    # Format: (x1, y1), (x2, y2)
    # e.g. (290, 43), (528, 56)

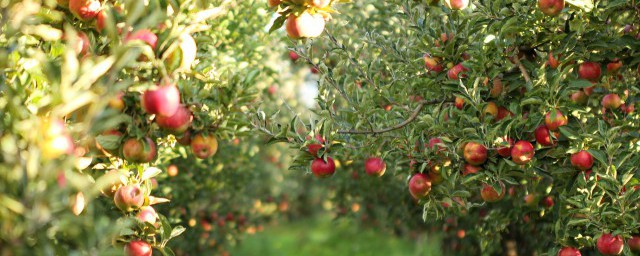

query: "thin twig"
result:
(337, 99), (452, 135)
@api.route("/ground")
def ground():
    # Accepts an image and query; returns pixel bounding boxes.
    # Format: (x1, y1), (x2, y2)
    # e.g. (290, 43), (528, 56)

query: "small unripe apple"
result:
(190, 133), (218, 159)
(285, 12), (326, 39)
(570, 90), (587, 104)
(544, 109), (568, 130)
(156, 105), (192, 134)
(69, 0), (100, 21)
(141, 83), (181, 117)
(423, 54), (444, 73)
(122, 137), (157, 163)
(454, 97), (464, 110)
(557, 247), (581, 256)
(496, 137), (514, 158)
(364, 157), (386, 177)
(167, 164), (178, 177)
(510, 140), (534, 165)
(570, 150), (593, 171)
(534, 125), (558, 147)
(538, 0), (564, 16)
(463, 142), (487, 166)
(409, 173), (432, 199)
(481, 181), (505, 202)
(483, 102), (499, 120)
(601, 94), (621, 110)
(462, 164), (481, 176)
(628, 236), (640, 253)
(621, 103), (635, 114)
(39, 119), (75, 159)
(311, 157), (336, 178)
(124, 240), (152, 256)
(444, 0), (469, 10)
(447, 63), (467, 80)
(596, 233), (623, 256)
(578, 62), (602, 82)
(136, 206), (158, 225)
(114, 184), (145, 212)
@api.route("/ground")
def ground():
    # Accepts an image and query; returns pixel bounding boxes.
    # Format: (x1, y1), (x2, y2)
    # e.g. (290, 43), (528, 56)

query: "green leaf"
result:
(95, 135), (121, 150)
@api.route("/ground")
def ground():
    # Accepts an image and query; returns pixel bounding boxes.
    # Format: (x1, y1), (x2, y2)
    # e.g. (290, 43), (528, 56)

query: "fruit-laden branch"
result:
(338, 99), (452, 135)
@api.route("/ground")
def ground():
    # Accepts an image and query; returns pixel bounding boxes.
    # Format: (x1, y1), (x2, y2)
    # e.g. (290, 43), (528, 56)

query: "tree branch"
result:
(337, 99), (452, 135)
(512, 55), (532, 86)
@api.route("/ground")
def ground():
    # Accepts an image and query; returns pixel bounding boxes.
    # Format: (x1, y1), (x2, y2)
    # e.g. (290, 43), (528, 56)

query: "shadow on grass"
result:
(230, 216), (442, 256)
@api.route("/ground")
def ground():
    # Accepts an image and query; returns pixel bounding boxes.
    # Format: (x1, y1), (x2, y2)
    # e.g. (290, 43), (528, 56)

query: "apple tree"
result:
(262, 0), (640, 255)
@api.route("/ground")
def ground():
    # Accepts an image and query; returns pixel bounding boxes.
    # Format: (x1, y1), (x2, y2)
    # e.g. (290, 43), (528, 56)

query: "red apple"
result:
(311, 157), (336, 178)
(570, 150), (593, 171)
(114, 184), (145, 212)
(122, 137), (156, 163)
(621, 103), (635, 114)
(570, 90), (588, 104)
(544, 110), (568, 130)
(578, 62), (601, 82)
(542, 196), (554, 208)
(69, 0), (100, 21)
(523, 193), (538, 207)
(462, 164), (481, 176)
(423, 54), (444, 73)
(496, 107), (514, 121)
(628, 236), (640, 253)
(481, 181), (505, 202)
(583, 85), (595, 96)
(190, 133), (218, 159)
(136, 206), (158, 225)
(496, 137), (514, 158)
(307, 143), (323, 157)
(607, 59), (622, 73)
(534, 125), (558, 147)
(167, 165), (178, 177)
(285, 12), (326, 39)
(463, 142), (488, 166)
(124, 240), (152, 256)
(597, 233), (623, 255)
(444, 0), (469, 10)
(176, 130), (192, 146)
(141, 83), (181, 117)
(364, 157), (386, 177)
(601, 94), (621, 110)
(454, 97), (464, 110)
(548, 52), (560, 68)
(289, 50), (299, 61)
(409, 173), (432, 199)
(268, 0), (281, 7)
(557, 247), (581, 256)
(125, 29), (158, 50)
(510, 140), (534, 165)
(447, 63), (467, 80)
(428, 137), (446, 153)
(538, 0), (564, 16)
(156, 105), (192, 134)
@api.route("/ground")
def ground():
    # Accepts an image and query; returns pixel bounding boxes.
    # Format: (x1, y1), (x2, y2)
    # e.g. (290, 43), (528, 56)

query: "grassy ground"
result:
(229, 217), (442, 256)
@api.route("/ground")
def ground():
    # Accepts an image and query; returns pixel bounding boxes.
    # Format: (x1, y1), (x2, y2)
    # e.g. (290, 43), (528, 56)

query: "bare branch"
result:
(337, 99), (452, 135)
(511, 55), (532, 86)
